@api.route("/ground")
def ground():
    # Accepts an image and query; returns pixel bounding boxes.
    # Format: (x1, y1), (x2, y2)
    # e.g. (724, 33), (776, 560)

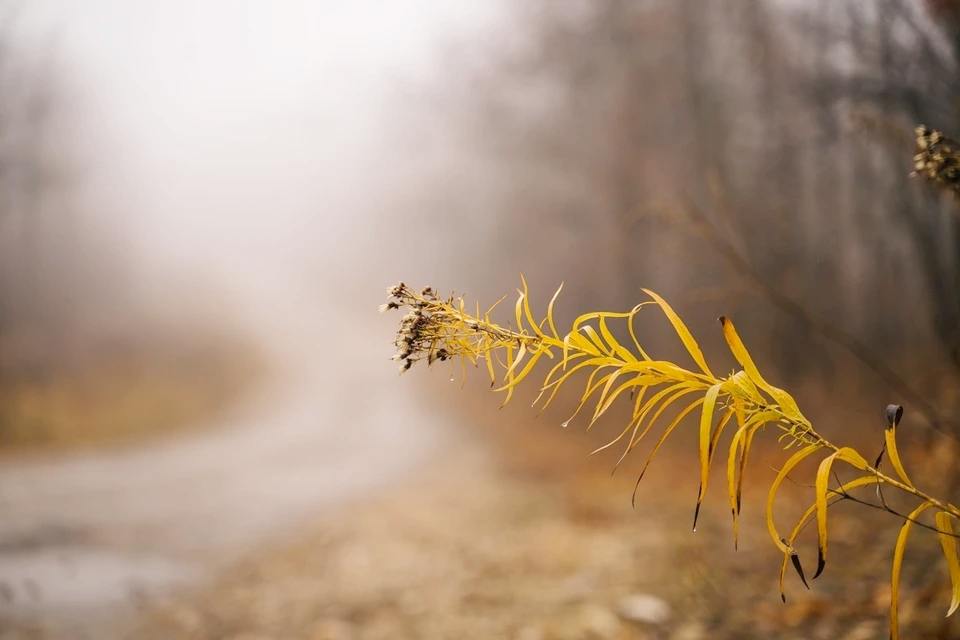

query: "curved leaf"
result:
(618, 385), (704, 466)
(885, 426), (914, 488)
(632, 397), (706, 496)
(534, 352), (588, 406)
(599, 316), (638, 363)
(626, 303), (654, 361)
(591, 374), (654, 426)
(812, 447), (870, 579)
(642, 288), (714, 377)
(891, 502), (934, 640)
(581, 325), (611, 355)
(545, 283), (564, 339)
(779, 475), (882, 600)
(727, 425), (747, 547)
(935, 511), (960, 617)
(694, 383), (723, 531)
(767, 444), (821, 553)
(719, 316), (806, 422)
(518, 275), (544, 338)
(634, 397), (706, 491)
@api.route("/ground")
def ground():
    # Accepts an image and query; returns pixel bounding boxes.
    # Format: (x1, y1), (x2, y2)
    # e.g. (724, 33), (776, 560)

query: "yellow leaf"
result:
(631, 381), (697, 424)
(505, 349), (544, 390)
(580, 325), (610, 355)
(630, 384), (650, 420)
(626, 303), (653, 361)
(736, 412), (772, 492)
(778, 475), (882, 600)
(543, 357), (616, 392)
(518, 275), (544, 337)
(885, 426), (914, 488)
(484, 294), (507, 320)
(727, 426), (746, 547)
(725, 409), (777, 548)
(642, 288), (714, 377)
(590, 368), (627, 427)
(838, 447), (869, 469)
(484, 351), (497, 387)
(599, 315), (638, 363)
(694, 383), (723, 531)
(567, 330), (602, 357)
(591, 374), (654, 426)
(709, 408), (736, 464)
(500, 342), (519, 406)
(545, 282), (563, 339)
(719, 316), (771, 391)
(767, 444), (821, 553)
(534, 352), (587, 406)
(503, 342), (527, 382)
(590, 384), (650, 458)
(536, 357), (614, 411)
(618, 385), (704, 465)
(935, 511), (960, 617)
(720, 316), (806, 422)
(812, 448), (867, 578)
(729, 370), (762, 403)
(891, 502), (934, 640)
(560, 364), (630, 429)
(635, 397), (706, 493)
(514, 289), (525, 334)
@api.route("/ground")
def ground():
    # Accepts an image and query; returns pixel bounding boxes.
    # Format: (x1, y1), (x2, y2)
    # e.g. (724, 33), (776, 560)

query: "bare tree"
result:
(446, 0), (960, 432)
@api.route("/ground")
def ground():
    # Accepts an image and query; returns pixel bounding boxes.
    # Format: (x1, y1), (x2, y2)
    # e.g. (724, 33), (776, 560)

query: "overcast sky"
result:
(14, 1), (505, 310)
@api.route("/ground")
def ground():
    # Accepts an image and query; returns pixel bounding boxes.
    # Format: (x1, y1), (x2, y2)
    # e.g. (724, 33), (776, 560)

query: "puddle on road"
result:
(0, 545), (198, 625)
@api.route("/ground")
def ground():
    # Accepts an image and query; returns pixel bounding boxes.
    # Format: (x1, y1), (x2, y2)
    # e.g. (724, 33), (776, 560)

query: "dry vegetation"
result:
(377, 280), (960, 639)
(131, 279), (960, 640)
(132, 405), (959, 640)
(0, 330), (263, 452)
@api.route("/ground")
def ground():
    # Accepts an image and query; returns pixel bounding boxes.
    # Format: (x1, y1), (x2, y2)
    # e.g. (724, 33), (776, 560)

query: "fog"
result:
(0, 3), (516, 634)
(16, 0), (505, 330)
(4, 2), (960, 637)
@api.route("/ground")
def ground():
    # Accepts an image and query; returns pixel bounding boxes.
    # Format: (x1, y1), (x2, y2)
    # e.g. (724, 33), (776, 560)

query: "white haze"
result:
(0, 8), (510, 630)
(15, 0), (506, 332)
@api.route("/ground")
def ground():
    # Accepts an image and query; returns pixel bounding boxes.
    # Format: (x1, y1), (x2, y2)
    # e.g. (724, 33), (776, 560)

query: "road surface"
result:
(0, 306), (448, 638)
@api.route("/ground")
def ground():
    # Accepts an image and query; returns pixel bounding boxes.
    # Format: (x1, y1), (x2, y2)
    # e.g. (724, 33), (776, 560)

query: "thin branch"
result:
(676, 195), (956, 439)
(834, 489), (960, 539)
(782, 470), (960, 540)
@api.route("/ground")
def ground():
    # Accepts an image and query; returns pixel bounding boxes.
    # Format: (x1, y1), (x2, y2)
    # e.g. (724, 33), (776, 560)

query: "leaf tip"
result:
(790, 551), (810, 590)
(813, 548), (826, 580)
(692, 500), (702, 532)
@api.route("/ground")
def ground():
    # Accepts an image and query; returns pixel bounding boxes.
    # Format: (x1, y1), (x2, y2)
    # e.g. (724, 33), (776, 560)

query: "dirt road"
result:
(0, 304), (447, 638)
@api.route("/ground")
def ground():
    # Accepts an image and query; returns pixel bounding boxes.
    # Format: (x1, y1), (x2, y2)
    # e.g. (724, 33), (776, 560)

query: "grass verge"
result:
(0, 330), (264, 452)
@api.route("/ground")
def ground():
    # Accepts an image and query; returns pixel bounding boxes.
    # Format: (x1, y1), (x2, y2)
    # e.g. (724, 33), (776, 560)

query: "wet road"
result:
(0, 307), (447, 637)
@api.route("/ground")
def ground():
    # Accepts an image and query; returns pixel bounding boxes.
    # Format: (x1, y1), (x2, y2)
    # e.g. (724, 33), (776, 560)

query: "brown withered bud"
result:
(912, 125), (960, 197)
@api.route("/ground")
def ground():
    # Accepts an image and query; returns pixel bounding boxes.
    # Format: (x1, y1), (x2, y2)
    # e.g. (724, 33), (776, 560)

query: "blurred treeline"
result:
(407, 0), (960, 436)
(0, 17), (132, 379)
(0, 12), (258, 448)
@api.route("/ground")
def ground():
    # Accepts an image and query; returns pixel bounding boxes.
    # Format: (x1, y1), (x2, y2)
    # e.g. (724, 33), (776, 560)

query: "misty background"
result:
(2, 1), (960, 638)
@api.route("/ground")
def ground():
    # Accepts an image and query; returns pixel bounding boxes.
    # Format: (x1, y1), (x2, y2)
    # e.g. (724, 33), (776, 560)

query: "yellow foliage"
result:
(382, 279), (960, 639)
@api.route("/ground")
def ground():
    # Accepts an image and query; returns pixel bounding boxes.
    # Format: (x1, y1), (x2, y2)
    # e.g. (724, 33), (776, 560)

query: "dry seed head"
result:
(384, 283), (540, 374)
(912, 124), (960, 196)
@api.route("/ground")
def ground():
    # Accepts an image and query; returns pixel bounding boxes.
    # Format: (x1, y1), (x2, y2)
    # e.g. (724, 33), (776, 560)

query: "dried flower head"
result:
(381, 281), (539, 379)
(913, 125), (960, 196)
